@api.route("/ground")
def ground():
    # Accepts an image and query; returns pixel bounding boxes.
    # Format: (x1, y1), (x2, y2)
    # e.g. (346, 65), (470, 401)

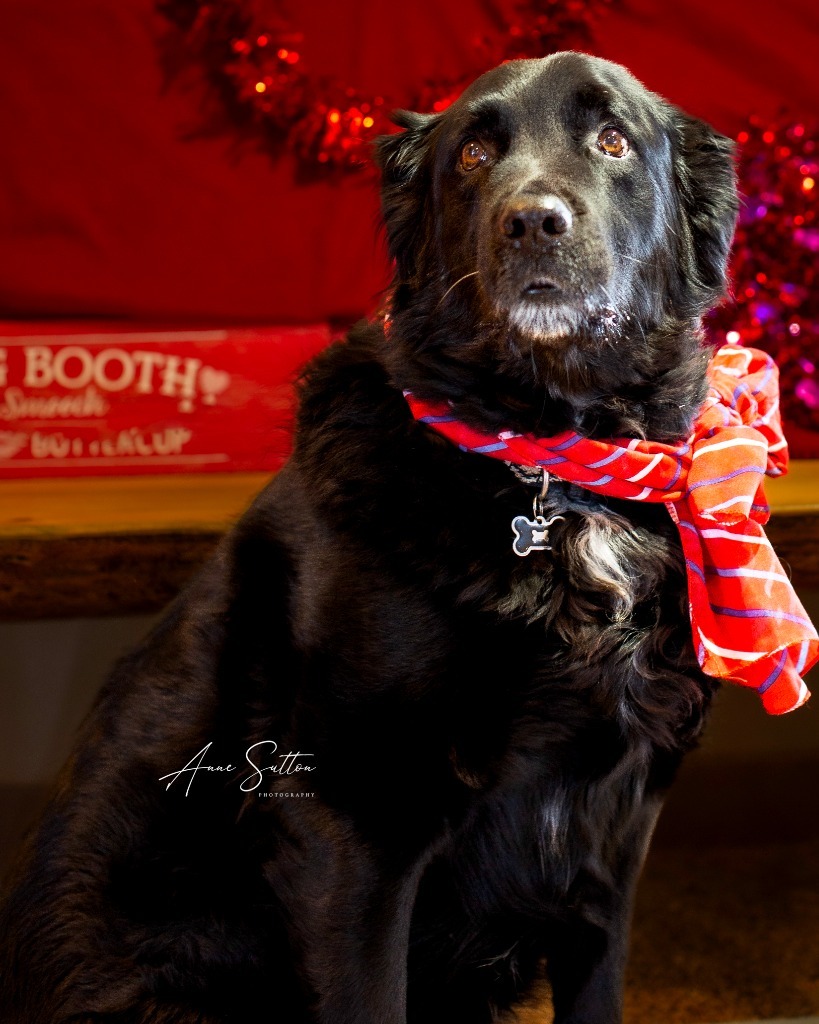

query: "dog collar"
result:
(404, 345), (817, 715)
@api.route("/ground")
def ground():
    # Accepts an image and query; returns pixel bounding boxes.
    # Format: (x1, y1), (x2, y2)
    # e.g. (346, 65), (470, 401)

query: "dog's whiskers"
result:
(528, 337), (539, 383)
(613, 251), (649, 267)
(661, 216), (681, 239)
(437, 271), (479, 307)
(598, 284), (618, 310)
(635, 317), (651, 356)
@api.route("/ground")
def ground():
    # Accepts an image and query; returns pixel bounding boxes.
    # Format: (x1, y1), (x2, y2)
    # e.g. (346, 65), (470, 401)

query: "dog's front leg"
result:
(269, 799), (438, 1024)
(545, 796), (663, 1024)
(545, 914), (630, 1024)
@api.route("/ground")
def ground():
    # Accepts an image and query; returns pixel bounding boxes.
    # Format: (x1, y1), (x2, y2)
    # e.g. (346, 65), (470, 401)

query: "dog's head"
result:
(376, 53), (738, 440)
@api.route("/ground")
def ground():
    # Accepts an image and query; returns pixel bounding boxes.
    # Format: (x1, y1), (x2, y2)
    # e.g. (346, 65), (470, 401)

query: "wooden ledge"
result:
(0, 472), (271, 541)
(1, 463), (817, 619)
(0, 473), (270, 620)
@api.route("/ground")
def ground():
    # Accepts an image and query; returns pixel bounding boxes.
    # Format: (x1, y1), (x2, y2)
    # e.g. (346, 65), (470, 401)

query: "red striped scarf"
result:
(405, 345), (816, 714)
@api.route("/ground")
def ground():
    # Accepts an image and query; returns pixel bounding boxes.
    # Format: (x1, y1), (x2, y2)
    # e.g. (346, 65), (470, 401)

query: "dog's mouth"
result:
(522, 279), (560, 298)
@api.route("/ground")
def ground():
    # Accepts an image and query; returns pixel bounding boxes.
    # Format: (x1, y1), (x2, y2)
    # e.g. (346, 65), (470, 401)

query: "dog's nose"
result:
(500, 195), (573, 242)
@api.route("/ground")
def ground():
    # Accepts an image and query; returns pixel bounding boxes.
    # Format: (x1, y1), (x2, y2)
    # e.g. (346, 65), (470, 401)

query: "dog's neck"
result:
(380, 305), (710, 445)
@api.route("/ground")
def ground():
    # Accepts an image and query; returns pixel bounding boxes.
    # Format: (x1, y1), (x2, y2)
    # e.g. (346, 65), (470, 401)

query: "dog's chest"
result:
(495, 480), (674, 625)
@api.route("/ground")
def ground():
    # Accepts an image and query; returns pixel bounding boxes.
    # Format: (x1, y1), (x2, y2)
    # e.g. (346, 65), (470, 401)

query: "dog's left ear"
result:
(374, 111), (440, 283)
(672, 112), (739, 308)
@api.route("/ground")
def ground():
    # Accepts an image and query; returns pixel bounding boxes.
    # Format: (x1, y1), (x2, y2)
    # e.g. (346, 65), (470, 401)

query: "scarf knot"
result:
(405, 345), (816, 714)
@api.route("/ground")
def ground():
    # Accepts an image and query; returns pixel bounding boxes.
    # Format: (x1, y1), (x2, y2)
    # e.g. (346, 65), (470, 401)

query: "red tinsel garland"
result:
(707, 115), (819, 448)
(157, 0), (614, 173)
(157, 1), (819, 451)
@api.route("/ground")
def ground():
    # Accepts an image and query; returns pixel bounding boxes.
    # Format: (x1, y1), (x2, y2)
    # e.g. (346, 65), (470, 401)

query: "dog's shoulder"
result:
(288, 320), (472, 521)
(296, 320), (403, 434)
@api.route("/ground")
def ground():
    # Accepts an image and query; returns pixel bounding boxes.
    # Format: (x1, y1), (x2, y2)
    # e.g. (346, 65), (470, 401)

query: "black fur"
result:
(0, 53), (738, 1023)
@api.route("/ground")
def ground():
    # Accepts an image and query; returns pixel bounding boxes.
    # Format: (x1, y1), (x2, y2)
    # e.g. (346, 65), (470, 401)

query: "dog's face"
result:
(377, 53), (739, 440)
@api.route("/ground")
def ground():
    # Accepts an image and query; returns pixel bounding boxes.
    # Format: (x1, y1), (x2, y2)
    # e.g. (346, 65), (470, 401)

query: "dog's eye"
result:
(597, 127), (629, 158)
(460, 140), (488, 171)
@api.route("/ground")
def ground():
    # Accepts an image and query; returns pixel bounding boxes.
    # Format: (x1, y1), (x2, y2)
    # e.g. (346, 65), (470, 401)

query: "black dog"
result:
(0, 52), (738, 1023)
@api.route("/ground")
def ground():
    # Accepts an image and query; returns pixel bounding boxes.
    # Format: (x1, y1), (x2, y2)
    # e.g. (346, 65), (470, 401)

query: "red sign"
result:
(0, 323), (330, 477)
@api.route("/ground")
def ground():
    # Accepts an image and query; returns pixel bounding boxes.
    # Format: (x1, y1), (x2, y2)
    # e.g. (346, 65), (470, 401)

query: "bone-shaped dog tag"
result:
(511, 514), (564, 557)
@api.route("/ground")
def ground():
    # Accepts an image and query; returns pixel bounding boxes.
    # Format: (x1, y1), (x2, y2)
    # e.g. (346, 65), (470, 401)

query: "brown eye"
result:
(597, 127), (629, 158)
(460, 139), (488, 171)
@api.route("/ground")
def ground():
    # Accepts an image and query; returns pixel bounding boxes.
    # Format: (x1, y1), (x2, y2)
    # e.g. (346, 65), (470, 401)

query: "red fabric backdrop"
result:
(0, 0), (817, 324)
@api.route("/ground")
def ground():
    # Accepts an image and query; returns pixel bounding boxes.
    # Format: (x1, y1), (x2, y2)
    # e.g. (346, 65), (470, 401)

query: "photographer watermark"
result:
(158, 740), (316, 796)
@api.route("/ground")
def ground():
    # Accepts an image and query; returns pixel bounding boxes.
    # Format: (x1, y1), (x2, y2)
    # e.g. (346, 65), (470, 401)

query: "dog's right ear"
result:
(374, 111), (439, 283)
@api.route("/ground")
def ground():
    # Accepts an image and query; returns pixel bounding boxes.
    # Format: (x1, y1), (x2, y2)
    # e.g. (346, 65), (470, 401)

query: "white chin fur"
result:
(504, 300), (585, 340)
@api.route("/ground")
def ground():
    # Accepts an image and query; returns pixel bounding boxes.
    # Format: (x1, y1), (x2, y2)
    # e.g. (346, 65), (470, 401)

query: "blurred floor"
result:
(2, 758), (817, 1024)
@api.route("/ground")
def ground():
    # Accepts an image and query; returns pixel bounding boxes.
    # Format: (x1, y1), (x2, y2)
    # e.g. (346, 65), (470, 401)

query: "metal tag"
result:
(510, 467), (564, 556)
(511, 513), (564, 557)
